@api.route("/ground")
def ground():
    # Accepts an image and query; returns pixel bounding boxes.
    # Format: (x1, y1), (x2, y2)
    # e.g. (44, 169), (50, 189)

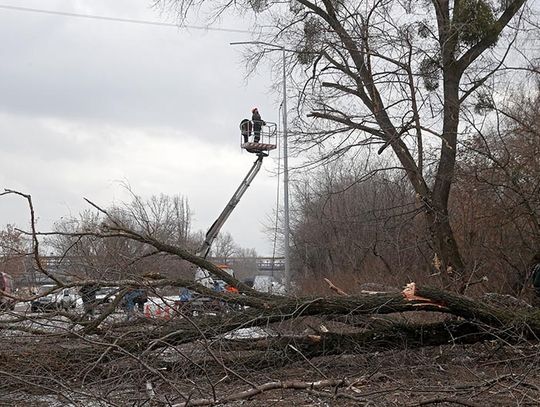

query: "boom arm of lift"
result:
(196, 154), (266, 259)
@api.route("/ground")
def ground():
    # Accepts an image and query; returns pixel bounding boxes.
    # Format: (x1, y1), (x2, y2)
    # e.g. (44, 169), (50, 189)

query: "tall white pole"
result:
(281, 47), (291, 292)
(229, 41), (291, 290)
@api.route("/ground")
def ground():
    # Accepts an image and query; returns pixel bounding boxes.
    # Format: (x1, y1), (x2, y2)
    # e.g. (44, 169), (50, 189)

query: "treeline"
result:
(290, 92), (540, 296)
(0, 192), (259, 286)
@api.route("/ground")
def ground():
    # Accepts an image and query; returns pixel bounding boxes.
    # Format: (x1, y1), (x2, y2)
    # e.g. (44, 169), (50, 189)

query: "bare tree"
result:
(47, 193), (196, 281)
(452, 89), (540, 294)
(210, 231), (238, 261)
(290, 159), (432, 291)
(0, 224), (32, 287)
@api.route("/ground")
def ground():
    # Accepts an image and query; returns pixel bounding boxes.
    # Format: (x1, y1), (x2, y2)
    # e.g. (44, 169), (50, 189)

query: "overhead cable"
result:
(0, 4), (255, 34)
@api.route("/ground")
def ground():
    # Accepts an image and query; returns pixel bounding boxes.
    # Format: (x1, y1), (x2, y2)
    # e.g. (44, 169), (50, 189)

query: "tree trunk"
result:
(429, 64), (466, 291)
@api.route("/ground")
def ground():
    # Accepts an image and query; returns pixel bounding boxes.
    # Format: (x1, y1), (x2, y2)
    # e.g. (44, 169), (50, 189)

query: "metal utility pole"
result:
(280, 47), (291, 292)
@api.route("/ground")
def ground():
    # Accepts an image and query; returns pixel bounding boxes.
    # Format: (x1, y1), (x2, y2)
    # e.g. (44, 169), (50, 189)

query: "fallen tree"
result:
(2, 277), (539, 405)
(1, 190), (539, 405)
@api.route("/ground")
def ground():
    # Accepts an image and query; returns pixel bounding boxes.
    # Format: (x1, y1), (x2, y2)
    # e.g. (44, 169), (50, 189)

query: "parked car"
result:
(95, 286), (119, 305)
(0, 272), (15, 311)
(31, 285), (79, 312)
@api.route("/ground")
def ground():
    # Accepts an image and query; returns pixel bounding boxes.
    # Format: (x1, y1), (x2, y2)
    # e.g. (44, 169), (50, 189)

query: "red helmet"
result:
(252, 107), (258, 113)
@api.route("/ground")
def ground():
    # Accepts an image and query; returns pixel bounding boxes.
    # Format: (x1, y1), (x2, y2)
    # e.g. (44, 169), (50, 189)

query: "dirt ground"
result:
(4, 341), (539, 406)
(213, 340), (540, 406)
(2, 314), (539, 406)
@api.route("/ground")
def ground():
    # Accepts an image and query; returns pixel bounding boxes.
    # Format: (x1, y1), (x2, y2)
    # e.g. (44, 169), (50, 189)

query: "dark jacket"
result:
(240, 119), (252, 135)
(252, 111), (265, 129)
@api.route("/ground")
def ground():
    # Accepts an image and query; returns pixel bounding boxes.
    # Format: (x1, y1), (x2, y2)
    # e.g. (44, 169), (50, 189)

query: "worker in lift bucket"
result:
(239, 119), (252, 143)
(251, 107), (266, 143)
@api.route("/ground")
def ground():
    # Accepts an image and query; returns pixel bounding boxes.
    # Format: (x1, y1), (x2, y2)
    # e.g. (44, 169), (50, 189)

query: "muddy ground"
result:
(160, 339), (538, 407)
(2, 311), (539, 406)
(234, 341), (540, 406)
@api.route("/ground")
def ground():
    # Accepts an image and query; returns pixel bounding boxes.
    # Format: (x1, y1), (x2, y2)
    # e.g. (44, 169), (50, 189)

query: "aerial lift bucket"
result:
(240, 121), (278, 155)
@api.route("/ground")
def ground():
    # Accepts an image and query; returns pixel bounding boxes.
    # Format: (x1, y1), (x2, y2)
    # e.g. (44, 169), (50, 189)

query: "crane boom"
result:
(197, 153), (266, 259)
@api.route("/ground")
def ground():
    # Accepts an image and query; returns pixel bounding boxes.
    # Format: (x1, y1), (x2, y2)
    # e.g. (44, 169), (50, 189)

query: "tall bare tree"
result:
(291, 161), (424, 284)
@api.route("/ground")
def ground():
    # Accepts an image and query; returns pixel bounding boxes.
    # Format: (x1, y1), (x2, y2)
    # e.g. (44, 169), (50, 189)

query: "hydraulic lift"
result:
(193, 121), (277, 287)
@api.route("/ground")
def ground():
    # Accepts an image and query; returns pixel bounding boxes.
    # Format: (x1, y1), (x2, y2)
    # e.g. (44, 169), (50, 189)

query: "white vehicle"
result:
(195, 265), (235, 289)
(59, 288), (79, 309)
(31, 285), (79, 312)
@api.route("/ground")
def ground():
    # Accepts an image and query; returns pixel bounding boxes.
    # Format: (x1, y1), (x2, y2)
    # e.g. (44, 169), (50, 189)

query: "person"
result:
(251, 107), (266, 143)
(212, 280), (225, 293)
(123, 288), (147, 319)
(225, 284), (239, 294)
(179, 287), (192, 303)
(530, 252), (540, 306)
(239, 119), (252, 143)
(175, 287), (193, 316)
(134, 288), (148, 313)
(224, 284), (241, 312)
(211, 280), (225, 311)
(123, 289), (136, 319)
(79, 283), (99, 317)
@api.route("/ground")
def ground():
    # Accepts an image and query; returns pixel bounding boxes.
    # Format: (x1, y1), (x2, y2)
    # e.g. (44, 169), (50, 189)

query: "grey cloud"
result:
(0, 1), (282, 255)
(0, 3), (275, 144)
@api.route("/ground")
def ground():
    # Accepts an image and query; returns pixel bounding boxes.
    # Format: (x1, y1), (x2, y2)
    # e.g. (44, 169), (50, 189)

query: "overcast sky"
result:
(0, 0), (285, 256)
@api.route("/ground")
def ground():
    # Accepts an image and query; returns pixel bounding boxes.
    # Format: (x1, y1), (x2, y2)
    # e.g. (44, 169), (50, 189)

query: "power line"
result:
(0, 4), (255, 34)
(2, 4), (538, 51)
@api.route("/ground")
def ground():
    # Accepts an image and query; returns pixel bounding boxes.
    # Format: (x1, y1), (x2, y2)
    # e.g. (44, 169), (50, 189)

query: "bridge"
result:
(4, 255), (286, 287)
(208, 256), (285, 272)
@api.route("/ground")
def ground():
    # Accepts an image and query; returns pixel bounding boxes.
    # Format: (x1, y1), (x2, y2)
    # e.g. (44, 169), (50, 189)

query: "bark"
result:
(117, 285), (540, 360)
(9, 284), (540, 346)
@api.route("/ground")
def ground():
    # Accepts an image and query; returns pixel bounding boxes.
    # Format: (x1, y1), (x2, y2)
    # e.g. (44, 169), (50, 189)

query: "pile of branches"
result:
(1, 193), (540, 405)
